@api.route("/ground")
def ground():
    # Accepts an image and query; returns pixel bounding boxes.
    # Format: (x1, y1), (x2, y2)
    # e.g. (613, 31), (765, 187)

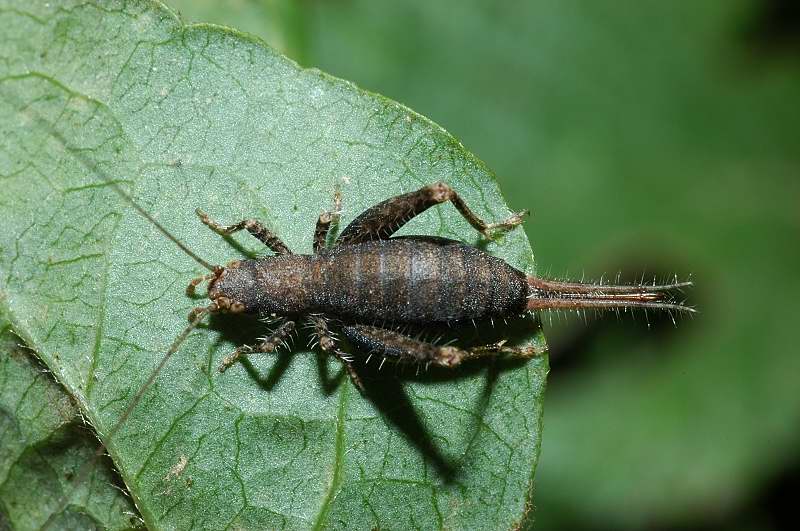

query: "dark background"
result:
(168, 1), (800, 529)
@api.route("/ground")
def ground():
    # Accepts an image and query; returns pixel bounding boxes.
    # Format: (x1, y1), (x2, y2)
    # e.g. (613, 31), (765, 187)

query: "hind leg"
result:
(336, 182), (527, 245)
(341, 324), (545, 369)
(466, 339), (545, 360)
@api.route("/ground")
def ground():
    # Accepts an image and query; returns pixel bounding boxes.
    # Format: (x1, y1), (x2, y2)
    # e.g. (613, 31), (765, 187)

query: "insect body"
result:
(209, 239), (527, 323)
(186, 182), (692, 390)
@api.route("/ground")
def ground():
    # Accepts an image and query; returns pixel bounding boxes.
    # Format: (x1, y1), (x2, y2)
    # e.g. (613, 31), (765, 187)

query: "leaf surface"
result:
(0, 318), (141, 529)
(0, 1), (547, 529)
(173, 0), (800, 528)
(240, 1), (797, 529)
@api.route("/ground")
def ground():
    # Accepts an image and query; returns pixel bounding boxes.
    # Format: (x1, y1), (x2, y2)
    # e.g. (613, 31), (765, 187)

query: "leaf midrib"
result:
(312, 381), (349, 530)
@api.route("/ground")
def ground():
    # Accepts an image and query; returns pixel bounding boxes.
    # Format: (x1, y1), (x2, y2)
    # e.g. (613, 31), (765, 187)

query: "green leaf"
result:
(0, 1), (547, 529)
(171, 0), (800, 527)
(193, 1), (796, 529)
(0, 318), (141, 529)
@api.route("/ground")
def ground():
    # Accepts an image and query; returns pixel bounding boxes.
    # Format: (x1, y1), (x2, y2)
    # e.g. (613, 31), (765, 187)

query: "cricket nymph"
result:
(187, 182), (693, 390)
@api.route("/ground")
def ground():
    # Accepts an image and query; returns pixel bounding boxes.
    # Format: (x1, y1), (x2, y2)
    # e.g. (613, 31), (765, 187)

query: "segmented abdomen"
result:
(315, 239), (528, 323)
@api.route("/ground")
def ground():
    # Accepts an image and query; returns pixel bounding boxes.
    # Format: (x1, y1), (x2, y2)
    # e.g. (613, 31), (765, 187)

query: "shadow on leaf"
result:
(205, 309), (541, 485)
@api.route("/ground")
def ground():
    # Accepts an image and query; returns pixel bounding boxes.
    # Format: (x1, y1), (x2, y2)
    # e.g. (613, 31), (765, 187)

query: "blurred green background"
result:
(167, 1), (800, 529)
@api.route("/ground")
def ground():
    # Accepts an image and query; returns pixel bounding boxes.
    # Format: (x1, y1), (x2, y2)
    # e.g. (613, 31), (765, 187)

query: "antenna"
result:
(59, 135), (216, 273)
(17, 93), (216, 273)
(42, 307), (211, 530)
(9, 92), (217, 527)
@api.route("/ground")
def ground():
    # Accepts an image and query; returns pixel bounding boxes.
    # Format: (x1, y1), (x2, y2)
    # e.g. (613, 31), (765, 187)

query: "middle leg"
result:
(306, 314), (363, 391)
(313, 189), (342, 253)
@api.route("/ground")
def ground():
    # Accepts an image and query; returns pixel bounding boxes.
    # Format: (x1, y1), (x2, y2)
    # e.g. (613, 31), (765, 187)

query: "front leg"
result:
(196, 208), (292, 255)
(336, 182), (527, 245)
(219, 320), (296, 372)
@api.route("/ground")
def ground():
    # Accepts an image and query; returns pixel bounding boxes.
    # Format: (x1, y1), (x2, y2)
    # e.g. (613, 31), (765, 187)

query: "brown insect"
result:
(183, 181), (693, 390)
